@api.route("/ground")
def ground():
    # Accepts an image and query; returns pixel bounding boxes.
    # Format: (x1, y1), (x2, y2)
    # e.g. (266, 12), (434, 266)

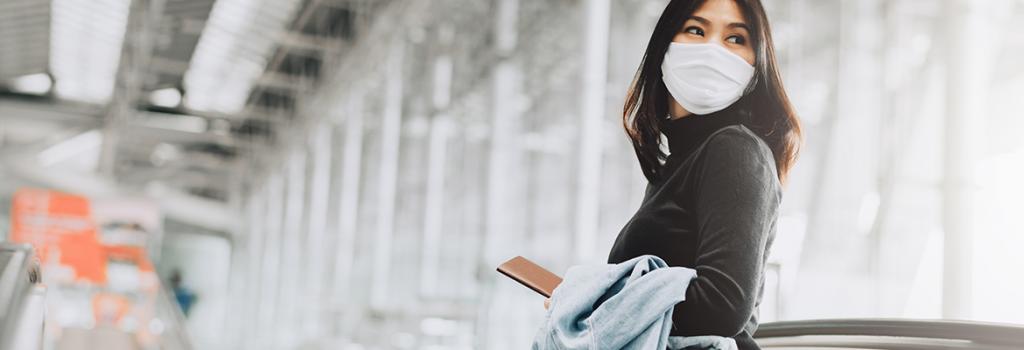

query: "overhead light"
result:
(49, 0), (131, 103)
(184, 0), (304, 113)
(8, 73), (53, 95)
(150, 143), (181, 166)
(149, 88), (183, 108)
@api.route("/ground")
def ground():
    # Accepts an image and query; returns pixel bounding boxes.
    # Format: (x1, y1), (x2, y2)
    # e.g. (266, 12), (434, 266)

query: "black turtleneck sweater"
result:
(607, 111), (781, 350)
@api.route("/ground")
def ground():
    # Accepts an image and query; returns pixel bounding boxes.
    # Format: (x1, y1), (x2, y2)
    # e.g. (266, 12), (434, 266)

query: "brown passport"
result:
(496, 256), (563, 297)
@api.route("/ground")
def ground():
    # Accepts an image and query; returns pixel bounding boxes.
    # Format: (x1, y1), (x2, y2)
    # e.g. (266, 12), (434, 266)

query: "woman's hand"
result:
(543, 298), (550, 310)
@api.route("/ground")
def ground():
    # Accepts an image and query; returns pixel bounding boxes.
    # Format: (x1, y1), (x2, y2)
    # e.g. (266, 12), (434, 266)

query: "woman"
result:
(608, 0), (801, 349)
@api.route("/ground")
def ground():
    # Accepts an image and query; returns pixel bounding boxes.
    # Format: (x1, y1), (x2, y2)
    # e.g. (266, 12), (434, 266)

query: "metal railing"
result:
(0, 243), (45, 350)
(754, 318), (1024, 349)
(153, 283), (194, 350)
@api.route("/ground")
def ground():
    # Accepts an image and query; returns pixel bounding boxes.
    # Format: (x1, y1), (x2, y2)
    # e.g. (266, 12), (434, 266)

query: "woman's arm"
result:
(672, 127), (782, 336)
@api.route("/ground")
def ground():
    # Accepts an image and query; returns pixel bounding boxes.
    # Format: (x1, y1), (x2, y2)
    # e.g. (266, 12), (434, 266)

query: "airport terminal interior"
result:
(2, 0), (1024, 349)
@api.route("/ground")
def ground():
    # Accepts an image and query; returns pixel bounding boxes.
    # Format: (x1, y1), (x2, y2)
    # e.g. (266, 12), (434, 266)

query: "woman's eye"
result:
(684, 26), (704, 36)
(727, 35), (746, 45)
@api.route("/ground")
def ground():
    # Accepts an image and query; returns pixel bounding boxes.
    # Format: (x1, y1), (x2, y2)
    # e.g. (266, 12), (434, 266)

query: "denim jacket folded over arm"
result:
(532, 255), (738, 350)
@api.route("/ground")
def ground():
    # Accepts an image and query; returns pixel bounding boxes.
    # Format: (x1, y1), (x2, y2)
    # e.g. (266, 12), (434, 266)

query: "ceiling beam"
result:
(242, 0), (328, 112)
(0, 96), (102, 124)
(253, 71), (317, 92)
(1, 152), (236, 233)
(277, 31), (345, 56)
(149, 56), (192, 76)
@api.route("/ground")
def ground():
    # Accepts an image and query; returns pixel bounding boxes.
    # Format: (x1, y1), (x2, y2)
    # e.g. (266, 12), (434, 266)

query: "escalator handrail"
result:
(0, 243), (40, 317)
(754, 318), (1024, 347)
(0, 243), (43, 349)
(155, 283), (195, 350)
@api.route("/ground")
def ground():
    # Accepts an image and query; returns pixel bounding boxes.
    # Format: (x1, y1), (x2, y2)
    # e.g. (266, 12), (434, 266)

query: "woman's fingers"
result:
(544, 298), (550, 310)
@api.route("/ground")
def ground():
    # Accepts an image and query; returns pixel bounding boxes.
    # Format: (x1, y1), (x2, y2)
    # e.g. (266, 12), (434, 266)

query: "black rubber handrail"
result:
(754, 318), (1024, 347)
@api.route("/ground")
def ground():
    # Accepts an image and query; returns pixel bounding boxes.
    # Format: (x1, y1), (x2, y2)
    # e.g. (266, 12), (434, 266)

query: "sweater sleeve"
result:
(671, 127), (782, 337)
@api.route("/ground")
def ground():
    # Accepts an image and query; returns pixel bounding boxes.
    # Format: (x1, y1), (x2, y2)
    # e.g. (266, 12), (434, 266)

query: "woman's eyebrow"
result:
(690, 16), (750, 32)
(689, 16), (711, 25)
(728, 22), (751, 32)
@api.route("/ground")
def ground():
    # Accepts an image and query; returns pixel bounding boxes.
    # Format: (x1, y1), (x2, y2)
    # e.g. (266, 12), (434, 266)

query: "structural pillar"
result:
(574, 0), (610, 264)
(942, 0), (990, 320)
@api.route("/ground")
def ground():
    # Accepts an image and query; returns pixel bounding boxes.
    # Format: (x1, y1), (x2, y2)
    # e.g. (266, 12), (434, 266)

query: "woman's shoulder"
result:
(697, 124), (781, 187)
(703, 124), (773, 159)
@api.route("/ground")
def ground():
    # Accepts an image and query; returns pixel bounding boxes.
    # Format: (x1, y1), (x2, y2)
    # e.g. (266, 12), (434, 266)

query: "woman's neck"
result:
(668, 99), (693, 120)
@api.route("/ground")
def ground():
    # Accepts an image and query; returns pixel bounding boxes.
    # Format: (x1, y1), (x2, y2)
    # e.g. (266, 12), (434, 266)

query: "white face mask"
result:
(661, 42), (755, 115)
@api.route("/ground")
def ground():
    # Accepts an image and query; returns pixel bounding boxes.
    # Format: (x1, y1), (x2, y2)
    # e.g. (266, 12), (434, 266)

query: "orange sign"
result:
(10, 188), (106, 284)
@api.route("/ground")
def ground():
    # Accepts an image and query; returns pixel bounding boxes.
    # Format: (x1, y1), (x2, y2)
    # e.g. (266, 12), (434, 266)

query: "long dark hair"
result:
(623, 0), (802, 184)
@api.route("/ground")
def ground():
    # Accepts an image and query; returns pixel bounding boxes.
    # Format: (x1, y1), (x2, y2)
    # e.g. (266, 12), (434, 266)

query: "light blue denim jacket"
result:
(532, 255), (737, 350)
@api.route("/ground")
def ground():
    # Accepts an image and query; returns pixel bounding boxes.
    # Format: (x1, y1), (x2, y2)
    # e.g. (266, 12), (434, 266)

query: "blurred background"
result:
(1, 0), (1023, 349)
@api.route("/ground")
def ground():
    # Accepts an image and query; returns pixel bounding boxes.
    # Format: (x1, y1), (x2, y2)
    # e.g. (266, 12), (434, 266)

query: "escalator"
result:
(0, 243), (193, 350)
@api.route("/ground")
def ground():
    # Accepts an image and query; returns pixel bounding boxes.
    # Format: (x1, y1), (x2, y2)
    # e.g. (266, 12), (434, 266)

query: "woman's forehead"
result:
(691, 0), (748, 25)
